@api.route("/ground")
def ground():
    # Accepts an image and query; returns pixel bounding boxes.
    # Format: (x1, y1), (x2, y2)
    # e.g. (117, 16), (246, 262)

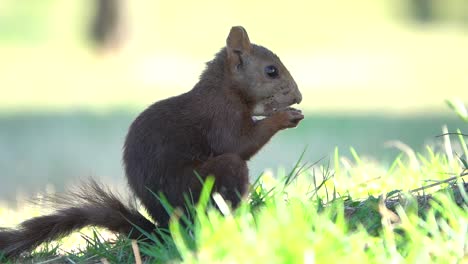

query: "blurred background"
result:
(0, 0), (467, 205)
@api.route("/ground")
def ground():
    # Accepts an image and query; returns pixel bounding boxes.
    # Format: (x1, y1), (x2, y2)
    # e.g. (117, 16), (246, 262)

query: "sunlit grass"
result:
(1, 131), (467, 262)
(145, 132), (468, 263)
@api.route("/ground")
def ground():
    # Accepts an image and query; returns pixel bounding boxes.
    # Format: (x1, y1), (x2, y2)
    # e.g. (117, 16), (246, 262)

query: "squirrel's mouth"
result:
(252, 100), (300, 117)
(252, 88), (302, 117)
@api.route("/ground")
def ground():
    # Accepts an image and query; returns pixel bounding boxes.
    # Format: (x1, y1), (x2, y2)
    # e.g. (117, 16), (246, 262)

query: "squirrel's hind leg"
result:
(140, 154), (249, 231)
(195, 153), (249, 208)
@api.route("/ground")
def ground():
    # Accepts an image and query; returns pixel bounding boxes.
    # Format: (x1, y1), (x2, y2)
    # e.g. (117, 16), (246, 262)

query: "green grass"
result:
(1, 129), (467, 263)
(0, 104), (466, 263)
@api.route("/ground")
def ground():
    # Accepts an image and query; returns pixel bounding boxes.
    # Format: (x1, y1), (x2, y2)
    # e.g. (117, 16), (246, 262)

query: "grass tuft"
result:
(1, 115), (468, 263)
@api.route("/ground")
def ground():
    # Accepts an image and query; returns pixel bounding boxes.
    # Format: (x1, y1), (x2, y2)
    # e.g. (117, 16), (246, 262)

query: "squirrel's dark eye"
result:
(264, 65), (279, 78)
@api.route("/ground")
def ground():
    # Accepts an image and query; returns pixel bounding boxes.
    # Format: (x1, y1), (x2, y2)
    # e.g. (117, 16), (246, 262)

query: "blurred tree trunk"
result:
(89, 0), (126, 52)
(410, 0), (434, 23)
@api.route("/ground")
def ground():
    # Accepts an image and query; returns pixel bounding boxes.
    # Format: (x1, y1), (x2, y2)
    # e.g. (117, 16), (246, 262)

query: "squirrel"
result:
(0, 26), (303, 258)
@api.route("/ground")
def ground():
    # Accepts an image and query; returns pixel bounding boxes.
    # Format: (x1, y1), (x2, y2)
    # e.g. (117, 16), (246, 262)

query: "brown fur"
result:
(0, 26), (303, 258)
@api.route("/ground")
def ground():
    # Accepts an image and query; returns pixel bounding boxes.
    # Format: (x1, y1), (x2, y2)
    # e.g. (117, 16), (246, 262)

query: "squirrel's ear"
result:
(226, 26), (252, 69)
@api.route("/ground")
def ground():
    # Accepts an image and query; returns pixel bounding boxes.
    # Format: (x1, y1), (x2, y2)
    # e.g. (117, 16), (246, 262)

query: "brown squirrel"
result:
(0, 26), (303, 258)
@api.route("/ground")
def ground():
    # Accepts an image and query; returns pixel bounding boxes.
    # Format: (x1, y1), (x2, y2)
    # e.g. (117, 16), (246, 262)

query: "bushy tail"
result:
(0, 180), (155, 258)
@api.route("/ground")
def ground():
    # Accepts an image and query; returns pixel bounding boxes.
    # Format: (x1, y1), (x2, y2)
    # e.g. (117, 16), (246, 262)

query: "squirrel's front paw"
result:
(272, 108), (304, 129)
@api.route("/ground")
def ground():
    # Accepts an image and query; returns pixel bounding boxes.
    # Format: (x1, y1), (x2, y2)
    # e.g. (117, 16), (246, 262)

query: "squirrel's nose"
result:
(290, 81), (302, 104)
(294, 91), (302, 104)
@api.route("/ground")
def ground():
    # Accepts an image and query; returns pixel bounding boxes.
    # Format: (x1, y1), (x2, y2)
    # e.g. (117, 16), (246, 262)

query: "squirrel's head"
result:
(225, 26), (302, 116)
